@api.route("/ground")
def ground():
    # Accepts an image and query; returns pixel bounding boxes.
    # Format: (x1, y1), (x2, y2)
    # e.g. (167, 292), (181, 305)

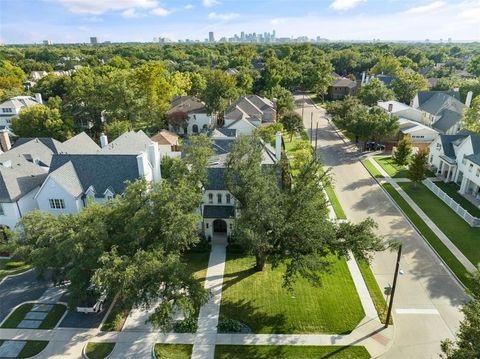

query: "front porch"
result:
(434, 156), (457, 183)
(459, 178), (480, 207)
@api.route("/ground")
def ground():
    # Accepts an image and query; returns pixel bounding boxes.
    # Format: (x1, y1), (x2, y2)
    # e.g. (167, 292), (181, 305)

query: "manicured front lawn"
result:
(18, 341), (49, 358)
(220, 254), (364, 334)
(0, 259), (31, 281)
(433, 181), (480, 218)
(1, 303), (33, 328)
(215, 345), (371, 358)
(399, 182), (480, 267)
(362, 159), (384, 178)
(1, 303), (66, 329)
(85, 342), (115, 359)
(40, 304), (66, 329)
(154, 344), (192, 359)
(374, 157), (407, 178)
(382, 183), (474, 290)
(325, 183), (347, 219)
(356, 258), (391, 324)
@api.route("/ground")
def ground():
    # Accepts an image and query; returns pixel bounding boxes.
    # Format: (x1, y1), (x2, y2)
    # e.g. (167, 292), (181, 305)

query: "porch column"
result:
(446, 165), (452, 182)
(460, 178), (468, 194)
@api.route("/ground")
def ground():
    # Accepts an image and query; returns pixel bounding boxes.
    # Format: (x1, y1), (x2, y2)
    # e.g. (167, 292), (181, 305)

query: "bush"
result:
(5, 261), (26, 269)
(173, 317), (198, 333)
(186, 238), (211, 253)
(217, 319), (250, 333)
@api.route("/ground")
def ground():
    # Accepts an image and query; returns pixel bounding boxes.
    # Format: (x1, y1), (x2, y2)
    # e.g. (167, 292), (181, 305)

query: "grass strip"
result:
(361, 159), (384, 178)
(1, 303), (33, 328)
(325, 183), (347, 219)
(154, 344), (192, 359)
(18, 341), (49, 358)
(39, 304), (66, 329)
(215, 345), (371, 358)
(85, 342), (115, 359)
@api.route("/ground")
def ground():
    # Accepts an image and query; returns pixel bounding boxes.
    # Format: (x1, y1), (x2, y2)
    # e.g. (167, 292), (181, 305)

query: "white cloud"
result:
(330, 0), (365, 10)
(184, 4), (194, 10)
(56, 0), (158, 15)
(203, 0), (220, 7)
(121, 8), (139, 18)
(404, 1), (446, 14)
(270, 18), (283, 26)
(151, 6), (171, 16)
(208, 12), (238, 20)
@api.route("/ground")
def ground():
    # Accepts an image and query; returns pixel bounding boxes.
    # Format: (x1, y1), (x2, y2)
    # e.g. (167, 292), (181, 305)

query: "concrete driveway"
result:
(296, 94), (469, 359)
(0, 270), (51, 323)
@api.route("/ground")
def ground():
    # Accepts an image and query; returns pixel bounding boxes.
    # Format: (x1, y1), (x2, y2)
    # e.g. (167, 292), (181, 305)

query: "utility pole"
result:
(310, 112), (313, 141)
(302, 93), (305, 119)
(315, 122), (319, 156)
(385, 244), (402, 327)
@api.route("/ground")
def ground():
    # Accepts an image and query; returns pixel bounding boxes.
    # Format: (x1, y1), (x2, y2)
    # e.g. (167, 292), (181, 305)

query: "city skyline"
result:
(0, 0), (479, 44)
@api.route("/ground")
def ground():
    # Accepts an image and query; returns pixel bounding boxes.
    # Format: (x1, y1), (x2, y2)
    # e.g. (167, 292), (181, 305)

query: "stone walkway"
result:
(367, 157), (477, 273)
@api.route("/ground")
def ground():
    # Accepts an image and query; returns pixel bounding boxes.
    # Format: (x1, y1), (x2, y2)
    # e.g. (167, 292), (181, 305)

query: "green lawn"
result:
(374, 157), (407, 178)
(17, 341), (49, 358)
(382, 183), (474, 290)
(154, 344), (192, 359)
(433, 181), (480, 218)
(101, 298), (129, 332)
(214, 345), (371, 358)
(399, 182), (480, 267)
(219, 254), (364, 334)
(0, 259), (31, 281)
(1, 303), (66, 329)
(85, 342), (115, 359)
(356, 258), (391, 324)
(325, 183), (347, 219)
(361, 159), (384, 178)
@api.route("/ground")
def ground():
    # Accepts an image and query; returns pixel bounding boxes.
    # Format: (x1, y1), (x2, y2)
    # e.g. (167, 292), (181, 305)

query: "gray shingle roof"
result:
(0, 160), (47, 202)
(12, 137), (64, 154)
(419, 93), (466, 116)
(439, 134), (469, 159)
(99, 130), (152, 155)
(203, 205), (235, 219)
(466, 154), (480, 166)
(416, 91), (461, 107)
(62, 132), (101, 153)
(49, 161), (83, 197)
(431, 109), (461, 133)
(205, 168), (226, 190)
(49, 154), (141, 196)
(168, 96), (206, 114)
(332, 77), (357, 88)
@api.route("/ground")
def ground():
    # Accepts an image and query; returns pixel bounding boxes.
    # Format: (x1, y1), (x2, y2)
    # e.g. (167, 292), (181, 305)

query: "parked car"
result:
(365, 142), (385, 151)
(76, 285), (107, 313)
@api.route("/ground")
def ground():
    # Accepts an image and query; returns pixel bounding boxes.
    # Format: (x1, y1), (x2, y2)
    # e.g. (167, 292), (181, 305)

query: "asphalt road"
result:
(296, 94), (469, 359)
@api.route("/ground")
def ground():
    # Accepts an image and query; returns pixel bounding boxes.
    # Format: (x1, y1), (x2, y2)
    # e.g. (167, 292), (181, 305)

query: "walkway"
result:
(367, 157), (477, 273)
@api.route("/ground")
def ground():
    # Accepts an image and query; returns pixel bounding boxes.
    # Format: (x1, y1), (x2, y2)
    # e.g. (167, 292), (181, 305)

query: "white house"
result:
(167, 96), (212, 135)
(0, 94), (42, 128)
(378, 101), (426, 124)
(223, 95), (276, 135)
(398, 118), (439, 144)
(428, 132), (480, 199)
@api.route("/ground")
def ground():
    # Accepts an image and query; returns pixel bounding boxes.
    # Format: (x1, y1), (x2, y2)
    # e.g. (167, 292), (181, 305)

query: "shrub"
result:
(173, 317), (198, 333)
(217, 319), (249, 333)
(5, 261), (26, 269)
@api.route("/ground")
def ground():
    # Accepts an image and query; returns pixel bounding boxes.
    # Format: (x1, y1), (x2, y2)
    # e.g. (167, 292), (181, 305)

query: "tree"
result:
(256, 122), (283, 145)
(358, 78), (395, 106)
(391, 71), (428, 104)
(106, 120), (130, 141)
(11, 104), (73, 141)
(270, 85), (295, 114)
(370, 55), (402, 76)
(467, 55), (480, 77)
(441, 269), (480, 359)
(462, 96), (480, 133)
(280, 111), (303, 141)
(200, 69), (237, 118)
(225, 135), (385, 279)
(302, 60), (334, 99)
(408, 150), (428, 187)
(393, 137), (412, 166)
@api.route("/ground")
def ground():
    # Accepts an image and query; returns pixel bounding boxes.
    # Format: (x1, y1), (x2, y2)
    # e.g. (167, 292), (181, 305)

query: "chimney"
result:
(136, 152), (153, 182)
(100, 133), (108, 148)
(0, 130), (12, 152)
(147, 142), (161, 183)
(34, 93), (43, 104)
(275, 132), (282, 161)
(361, 71), (366, 84)
(388, 103), (394, 112)
(465, 91), (473, 108)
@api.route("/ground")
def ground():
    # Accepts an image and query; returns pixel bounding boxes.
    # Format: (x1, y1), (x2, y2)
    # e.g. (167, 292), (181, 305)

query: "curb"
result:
(82, 342), (116, 359)
(0, 268), (33, 285)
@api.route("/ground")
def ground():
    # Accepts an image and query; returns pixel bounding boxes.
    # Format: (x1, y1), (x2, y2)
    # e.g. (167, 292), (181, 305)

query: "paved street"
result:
(296, 94), (469, 358)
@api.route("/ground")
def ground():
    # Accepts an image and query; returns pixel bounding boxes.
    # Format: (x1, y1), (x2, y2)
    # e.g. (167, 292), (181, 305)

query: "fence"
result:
(423, 178), (480, 228)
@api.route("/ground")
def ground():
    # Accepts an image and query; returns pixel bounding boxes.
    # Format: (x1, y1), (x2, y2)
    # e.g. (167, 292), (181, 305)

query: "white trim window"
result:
(49, 198), (65, 209)
(0, 203), (4, 216)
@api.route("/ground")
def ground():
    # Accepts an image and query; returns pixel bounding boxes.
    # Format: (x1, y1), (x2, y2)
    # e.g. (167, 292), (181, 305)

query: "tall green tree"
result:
(106, 120), (130, 141)
(11, 104), (73, 141)
(200, 69), (237, 118)
(391, 71), (428, 104)
(462, 96), (480, 133)
(358, 78), (395, 106)
(393, 137), (413, 166)
(280, 111), (303, 141)
(467, 55), (480, 77)
(370, 55), (403, 76)
(408, 150), (428, 187)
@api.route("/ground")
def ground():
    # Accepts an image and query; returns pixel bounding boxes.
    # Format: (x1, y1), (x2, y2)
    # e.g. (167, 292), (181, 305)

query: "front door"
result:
(213, 219), (227, 233)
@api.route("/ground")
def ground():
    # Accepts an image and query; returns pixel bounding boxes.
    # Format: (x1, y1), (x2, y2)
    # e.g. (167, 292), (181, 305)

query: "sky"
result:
(0, 0), (479, 44)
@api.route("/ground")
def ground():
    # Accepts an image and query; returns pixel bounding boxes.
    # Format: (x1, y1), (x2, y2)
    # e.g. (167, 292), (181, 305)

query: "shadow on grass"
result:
(221, 266), (257, 292)
(220, 298), (287, 334)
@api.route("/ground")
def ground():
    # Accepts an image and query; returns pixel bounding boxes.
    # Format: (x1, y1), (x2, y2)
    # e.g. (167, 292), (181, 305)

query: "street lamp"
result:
(385, 244), (402, 327)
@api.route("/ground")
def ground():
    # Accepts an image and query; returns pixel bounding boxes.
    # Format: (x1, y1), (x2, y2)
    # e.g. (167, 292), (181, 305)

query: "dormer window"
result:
(86, 186), (96, 201)
(104, 188), (115, 200)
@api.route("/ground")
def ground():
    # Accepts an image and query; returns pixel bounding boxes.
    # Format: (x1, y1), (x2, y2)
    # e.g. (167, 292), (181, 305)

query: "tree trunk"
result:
(255, 253), (267, 271)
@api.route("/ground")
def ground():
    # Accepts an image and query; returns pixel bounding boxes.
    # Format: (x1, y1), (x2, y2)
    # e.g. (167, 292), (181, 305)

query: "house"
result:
(29, 71), (48, 81)
(167, 96), (212, 135)
(151, 129), (179, 152)
(411, 90), (472, 135)
(35, 131), (162, 216)
(327, 77), (358, 100)
(397, 118), (439, 145)
(225, 68), (239, 76)
(378, 100), (426, 124)
(0, 94), (43, 128)
(223, 95), (276, 135)
(362, 73), (396, 87)
(200, 131), (281, 239)
(428, 132), (480, 199)
(0, 131), (100, 228)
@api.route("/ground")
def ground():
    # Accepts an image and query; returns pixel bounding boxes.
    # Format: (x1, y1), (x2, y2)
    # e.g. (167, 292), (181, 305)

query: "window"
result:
(476, 168), (480, 177)
(0, 204), (4, 216)
(469, 163), (474, 172)
(217, 193), (222, 204)
(206, 223), (209, 229)
(193, 115), (196, 120)
(226, 194), (231, 204)
(49, 198), (65, 209)
(208, 193), (213, 204)
(1, 108), (12, 113)
(192, 124), (199, 133)
(462, 156), (467, 165)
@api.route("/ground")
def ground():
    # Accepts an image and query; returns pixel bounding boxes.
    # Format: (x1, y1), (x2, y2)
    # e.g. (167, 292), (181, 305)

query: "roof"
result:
(370, 74), (396, 86)
(416, 91), (461, 107)
(398, 118), (438, 135)
(225, 95), (275, 123)
(466, 154), (480, 166)
(0, 159), (47, 202)
(48, 154), (141, 196)
(203, 205), (235, 219)
(62, 132), (100, 153)
(438, 134), (469, 159)
(0, 96), (39, 110)
(332, 77), (357, 88)
(151, 129), (178, 146)
(225, 68), (239, 75)
(378, 101), (412, 113)
(48, 161), (83, 197)
(211, 128), (237, 138)
(13, 137), (64, 154)
(419, 92), (466, 116)
(99, 130), (152, 154)
(168, 96), (206, 114)
(205, 167), (226, 190)
(431, 109), (462, 133)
